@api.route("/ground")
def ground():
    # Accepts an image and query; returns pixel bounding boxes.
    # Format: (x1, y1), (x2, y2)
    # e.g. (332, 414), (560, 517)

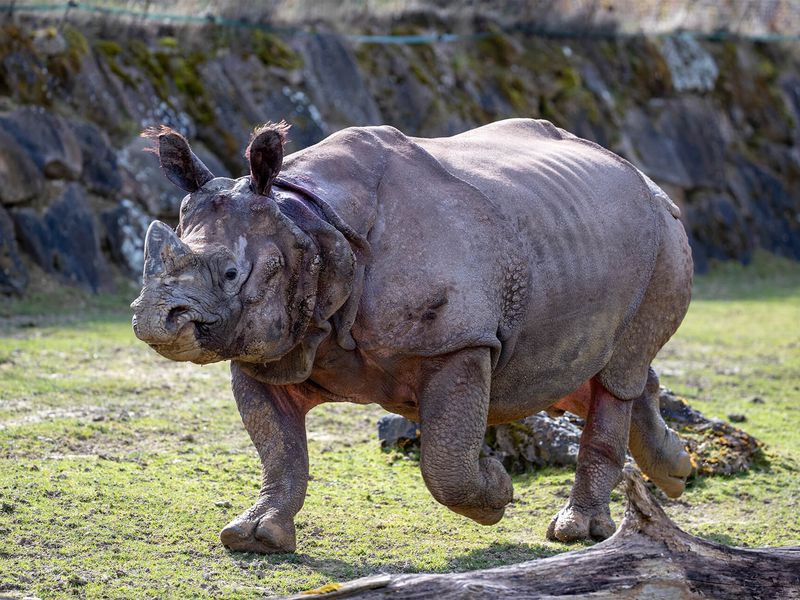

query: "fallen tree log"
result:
(285, 466), (800, 599)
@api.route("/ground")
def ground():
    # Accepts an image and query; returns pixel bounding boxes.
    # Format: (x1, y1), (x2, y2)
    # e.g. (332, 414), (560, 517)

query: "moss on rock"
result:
(252, 30), (303, 70)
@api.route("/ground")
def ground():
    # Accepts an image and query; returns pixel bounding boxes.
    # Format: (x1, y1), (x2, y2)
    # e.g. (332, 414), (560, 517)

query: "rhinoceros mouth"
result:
(148, 321), (222, 364)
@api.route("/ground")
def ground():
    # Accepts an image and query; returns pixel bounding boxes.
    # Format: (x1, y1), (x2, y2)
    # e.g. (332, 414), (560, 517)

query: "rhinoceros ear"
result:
(246, 121), (289, 196)
(141, 126), (214, 193)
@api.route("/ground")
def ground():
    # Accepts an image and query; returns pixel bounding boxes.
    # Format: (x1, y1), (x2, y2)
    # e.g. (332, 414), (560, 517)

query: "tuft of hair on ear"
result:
(246, 120), (290, 196)
(245, 120), (290, 160)
(141, 125), (215, 193)
(141, 125), (186, 156)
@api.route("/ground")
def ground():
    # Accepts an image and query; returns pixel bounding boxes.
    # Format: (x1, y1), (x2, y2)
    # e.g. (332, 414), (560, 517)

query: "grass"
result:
(0, 253), (799, 598)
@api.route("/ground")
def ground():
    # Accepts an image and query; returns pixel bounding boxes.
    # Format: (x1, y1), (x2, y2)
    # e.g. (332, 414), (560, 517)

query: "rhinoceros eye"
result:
(224, 268), (238, 281)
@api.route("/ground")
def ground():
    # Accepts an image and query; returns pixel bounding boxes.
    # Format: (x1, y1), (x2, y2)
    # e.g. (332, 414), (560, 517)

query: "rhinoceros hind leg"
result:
(553, 369), (692, 499)
(547, 378), (631, 543)
(419, 348), (513, 525)
(597, 209), (692, 402)
(629, 368), (692, 498)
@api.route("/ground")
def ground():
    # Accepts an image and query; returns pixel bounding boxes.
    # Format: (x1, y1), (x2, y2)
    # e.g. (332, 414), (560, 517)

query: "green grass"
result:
(1, 253), (799, 598)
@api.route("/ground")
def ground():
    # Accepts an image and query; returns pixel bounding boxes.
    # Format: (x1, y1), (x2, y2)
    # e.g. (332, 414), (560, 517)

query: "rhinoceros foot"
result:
(546, 504), (616, 543)
(639, 428), (693, 499)
(220, 509), (296, 554)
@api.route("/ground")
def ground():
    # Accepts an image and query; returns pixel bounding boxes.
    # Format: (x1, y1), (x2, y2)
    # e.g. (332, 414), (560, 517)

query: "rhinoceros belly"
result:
(415, 119), (660, 422)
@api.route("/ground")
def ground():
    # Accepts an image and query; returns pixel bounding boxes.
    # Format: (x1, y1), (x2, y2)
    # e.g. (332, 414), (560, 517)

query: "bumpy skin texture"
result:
(131, 119), (693, 553)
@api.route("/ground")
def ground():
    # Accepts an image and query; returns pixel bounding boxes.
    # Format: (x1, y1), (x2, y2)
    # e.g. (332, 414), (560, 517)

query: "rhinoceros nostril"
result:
(166, 305), (191, 329)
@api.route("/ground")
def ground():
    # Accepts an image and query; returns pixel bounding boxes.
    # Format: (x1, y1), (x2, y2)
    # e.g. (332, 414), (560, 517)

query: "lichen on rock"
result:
(660, 32), (719, 93)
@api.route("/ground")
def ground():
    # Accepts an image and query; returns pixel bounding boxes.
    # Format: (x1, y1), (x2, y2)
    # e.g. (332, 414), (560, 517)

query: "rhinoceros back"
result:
(414, 119), (663, 403)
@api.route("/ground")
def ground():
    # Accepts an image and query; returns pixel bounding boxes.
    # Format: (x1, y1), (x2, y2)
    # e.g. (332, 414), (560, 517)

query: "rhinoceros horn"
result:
(143, 220), (191, 280)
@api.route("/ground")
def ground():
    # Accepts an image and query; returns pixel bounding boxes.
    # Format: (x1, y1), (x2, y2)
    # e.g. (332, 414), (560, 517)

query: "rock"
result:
(728, 414), (747, 423)
(262, 86), (327, 151)
(32, 28), (67, 56)
(683, 191), (754, 264)
(118, 136), (184, 219)
(100, 199), (152, 278)
(195, 52), (326, 160)
(485, 412), (582, 472)
(0, 128), (45, 206)
(12, 184), (109, 292)
(12, 208), (50, 268)
(0, 107), (83, 180)
(624, 97), (728, 189)
(659, 33), (719, 93)
(298, 32), (382, 132)
(780, 75), (800, 143)
(623, 107), (690, 188)
(191, 143), (231, 180)
(658, 387), (763, 476)
(477, 389), (762, 477)
(581, 62), (615, 110)
(70, 52), (140, 137)
(727, 158), (800, 260)
(657, 388), (706, 426)
(69, 120), (122, 197)
(0, 206), (27, 296)
(377, 414), (419, 450)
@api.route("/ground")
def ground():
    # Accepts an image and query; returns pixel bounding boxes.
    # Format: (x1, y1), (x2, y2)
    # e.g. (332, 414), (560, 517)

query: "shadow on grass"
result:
(229, 540), (560, 581)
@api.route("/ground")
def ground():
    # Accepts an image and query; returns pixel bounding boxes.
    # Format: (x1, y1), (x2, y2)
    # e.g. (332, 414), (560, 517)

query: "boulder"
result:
(728, 158), (800, 260)
(0, 128), (44, 205)
(623, 107), (691, 188)
(32, 28), (69, 57)
(298, 33), (382, 132)
(0, 107), (83, 180)
(658, 387), (763, 476)
(623, 97), (727, 189)
(12, 184), (109, 292)
(659, 33), (718, 93)
(683, 191), (754, 264)
(377, 414), (419, 451)
(375, 389), (764, 479)
(196, 54), (326, 162)
(70, 121), (122, 198)
(0, 205), (28, 296)
(257, 86), (327, 152)
(101, 199), (152, 278)
(486, 412), (582, 472)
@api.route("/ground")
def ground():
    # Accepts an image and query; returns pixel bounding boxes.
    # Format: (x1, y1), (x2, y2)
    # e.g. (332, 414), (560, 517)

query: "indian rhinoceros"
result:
(131, 118), (693, 553)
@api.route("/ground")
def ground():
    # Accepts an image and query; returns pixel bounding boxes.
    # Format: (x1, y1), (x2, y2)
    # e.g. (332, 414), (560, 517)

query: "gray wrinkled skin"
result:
(131, 119), (693, 552)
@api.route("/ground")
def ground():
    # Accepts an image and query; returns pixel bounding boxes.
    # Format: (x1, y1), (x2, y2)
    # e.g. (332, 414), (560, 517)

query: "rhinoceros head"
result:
(130, 123), (331, 368)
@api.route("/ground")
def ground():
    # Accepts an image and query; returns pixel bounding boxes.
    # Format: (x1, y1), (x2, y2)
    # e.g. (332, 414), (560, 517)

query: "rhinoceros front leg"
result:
(547, 378), (632, 542)
(220, 362), (310, 553)
(419, 348), (513, 525)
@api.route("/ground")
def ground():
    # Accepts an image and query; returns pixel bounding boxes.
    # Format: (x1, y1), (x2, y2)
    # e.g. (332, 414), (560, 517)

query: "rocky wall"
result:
(1, 18), (799, 296)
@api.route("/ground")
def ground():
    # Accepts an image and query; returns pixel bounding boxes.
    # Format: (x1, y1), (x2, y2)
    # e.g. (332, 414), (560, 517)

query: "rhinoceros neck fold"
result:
(274, 176), (371, 262)
(272, 177), (366, 352)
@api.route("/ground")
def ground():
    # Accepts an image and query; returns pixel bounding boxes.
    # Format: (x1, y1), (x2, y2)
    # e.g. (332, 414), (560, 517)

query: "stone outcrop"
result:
(13, 184), (110, 292)
(0, 205), (27, 295)
(0, 18), (798, 296)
